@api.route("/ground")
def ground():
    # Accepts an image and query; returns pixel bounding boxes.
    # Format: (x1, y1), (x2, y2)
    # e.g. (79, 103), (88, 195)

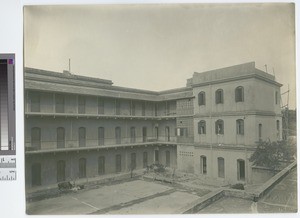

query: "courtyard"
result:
(26, 178), (210, 215)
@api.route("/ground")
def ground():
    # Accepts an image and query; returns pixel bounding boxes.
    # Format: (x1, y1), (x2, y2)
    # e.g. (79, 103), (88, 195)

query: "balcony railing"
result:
(25, 136), (177, 152)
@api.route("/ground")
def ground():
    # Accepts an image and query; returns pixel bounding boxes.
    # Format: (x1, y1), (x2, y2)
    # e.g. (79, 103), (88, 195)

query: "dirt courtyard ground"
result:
(27, 179), (210, 215)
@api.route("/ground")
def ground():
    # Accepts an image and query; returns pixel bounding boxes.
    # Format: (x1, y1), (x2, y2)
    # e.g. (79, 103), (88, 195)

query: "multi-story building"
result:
(24, 62), (282, 188)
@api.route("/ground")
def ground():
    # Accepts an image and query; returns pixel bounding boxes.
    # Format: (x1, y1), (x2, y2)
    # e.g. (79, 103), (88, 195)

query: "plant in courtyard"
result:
(249, 139), (296, 173)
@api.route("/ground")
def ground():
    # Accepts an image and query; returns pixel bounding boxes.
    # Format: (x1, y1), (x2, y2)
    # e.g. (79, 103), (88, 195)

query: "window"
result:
(115, 127), (121, 144)
(79, 158), (86, 178)
(55, 94), (64, 113)
(258, 124), (262, 141)
(57, 127), (65, 148)
(215, 89), (224, 104)
(165, 126), (170, 141)
(31, 92), (40, 112)
(98, 98), (104, 114)
(166, 151), (170, 167)
(115, 99), (120, 115)
(130, 153), (136, 170)
(215, 119), (224, 135)
(78, 96), (85, 114)
(116, 154), (121, 172)
(218, 157), (225, 178)
(176, 128), (188, 137)
(200, 156), (207, 174)
(236, 119), (244, 135)
(79, 127), (86, 147)
(98, 156), (105, 175)
(130, 127), (136, 143)
(57, 160), (66, 182)
(198, 91), (206, 106)
(198, 120), (206, 134)
(31, 127), (41, 150)
(31, 163), (41, 186)
(142, 127), (147, 142)
(98, 127), (104, 146)
(143, 152), (148, 168)
(275, 91), (278, 105)
(235, 86), (244, 102)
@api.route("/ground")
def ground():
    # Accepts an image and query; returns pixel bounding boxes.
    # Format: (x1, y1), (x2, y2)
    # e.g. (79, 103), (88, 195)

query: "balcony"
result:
(24, 112), (188, 120)
(25, 136), (177, 154)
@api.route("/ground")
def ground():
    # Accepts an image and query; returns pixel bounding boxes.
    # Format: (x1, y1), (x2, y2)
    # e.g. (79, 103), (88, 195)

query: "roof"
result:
(24, 67), (193, 101)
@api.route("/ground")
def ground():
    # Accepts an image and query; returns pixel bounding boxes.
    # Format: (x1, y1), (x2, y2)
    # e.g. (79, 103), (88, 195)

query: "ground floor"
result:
(25, 144), (177, 188)
(177, 144), (256, 184)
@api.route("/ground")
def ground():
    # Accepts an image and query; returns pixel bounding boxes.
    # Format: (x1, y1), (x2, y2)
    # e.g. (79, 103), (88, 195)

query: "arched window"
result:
(235, 86), (244, 102)
(200, 155), (207, 174)
(198, 120), (206, 134)
(236, 119), (244, 135)
(31, 127), (41, 150)
(215, 119), (224, 135)
(198, 91), (206, 106)
(218, 157), (225, 178)
(215, 89), (224, 104)
(57, 127), (65, 148)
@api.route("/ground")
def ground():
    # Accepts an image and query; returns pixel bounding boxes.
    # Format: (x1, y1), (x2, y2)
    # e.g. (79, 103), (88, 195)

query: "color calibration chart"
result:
(0, 54), (16, 180)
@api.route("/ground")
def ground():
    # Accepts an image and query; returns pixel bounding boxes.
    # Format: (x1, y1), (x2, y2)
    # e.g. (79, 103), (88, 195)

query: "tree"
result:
(249, 140), (296, 173)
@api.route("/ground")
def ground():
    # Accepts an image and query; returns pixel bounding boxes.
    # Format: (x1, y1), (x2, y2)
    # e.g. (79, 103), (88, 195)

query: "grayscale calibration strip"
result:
(0, 54), (15, 155)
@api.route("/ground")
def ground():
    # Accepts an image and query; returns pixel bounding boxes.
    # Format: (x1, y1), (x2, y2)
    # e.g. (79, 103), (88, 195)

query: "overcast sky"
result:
(24, 3), (296, 108)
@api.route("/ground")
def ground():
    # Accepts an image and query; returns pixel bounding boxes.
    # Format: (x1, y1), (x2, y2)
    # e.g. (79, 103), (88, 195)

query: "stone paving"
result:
(27, 179), (208, 215)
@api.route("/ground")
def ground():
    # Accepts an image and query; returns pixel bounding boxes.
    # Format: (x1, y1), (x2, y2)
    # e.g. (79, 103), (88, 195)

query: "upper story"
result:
(188, 62), (282, 117)
(24, 68), (194, 119)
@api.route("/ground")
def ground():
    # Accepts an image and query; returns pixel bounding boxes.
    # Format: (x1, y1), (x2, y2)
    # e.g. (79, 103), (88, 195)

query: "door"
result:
(57, 160), (65, 182)
(165, 127), (170, 142)
(98, 156), (105, 175)
(155, 150), (159, 163)
(31, 127), (41, 150)
(79, 158), (86, 178)
(31, 163), (41, 186)
(166, 150), (170, 167)
(79, 127), (86, 147)
(131, 153), (136, 170)
(142, 127), (147, 142)
(218, 157), (225, 178)
(98, 127), (104, 146)
(237, 159), (245, 181)
(57, 127), (65, 148)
